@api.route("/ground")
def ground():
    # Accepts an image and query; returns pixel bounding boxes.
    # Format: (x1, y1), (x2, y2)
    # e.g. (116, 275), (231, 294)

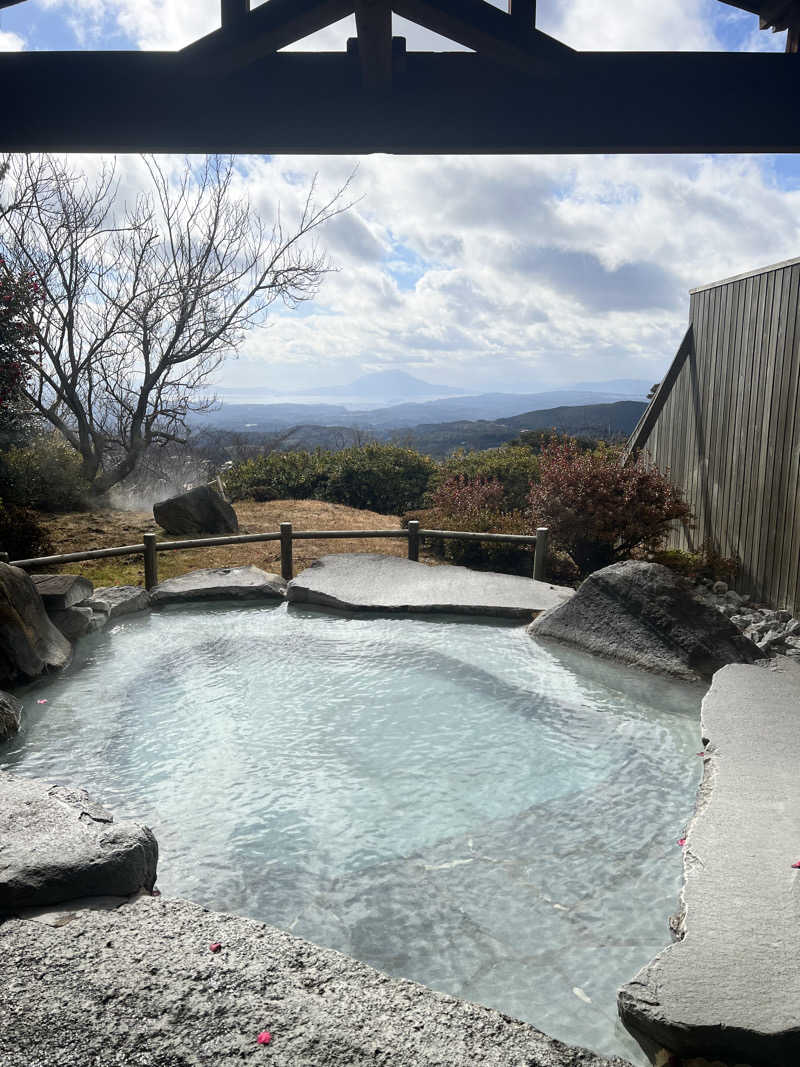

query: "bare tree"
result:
(0, 154), (350, 493)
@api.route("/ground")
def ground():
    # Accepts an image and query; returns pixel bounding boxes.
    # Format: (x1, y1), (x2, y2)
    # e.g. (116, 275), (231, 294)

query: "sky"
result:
(3, 0), (800, 397)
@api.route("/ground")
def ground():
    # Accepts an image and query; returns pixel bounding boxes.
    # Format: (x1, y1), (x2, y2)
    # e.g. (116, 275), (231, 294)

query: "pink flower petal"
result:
(37, 699), (47, 704)
(677, 837), (687, 847)
(792, 862), (800, 870)
(209, 942), (222, 953)
(257, 1031), (272, 1046)
(696, 752), (706, 757)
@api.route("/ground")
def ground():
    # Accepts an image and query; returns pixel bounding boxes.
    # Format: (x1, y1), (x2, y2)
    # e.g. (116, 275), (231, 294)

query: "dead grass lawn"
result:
(33, 499), (431, 587)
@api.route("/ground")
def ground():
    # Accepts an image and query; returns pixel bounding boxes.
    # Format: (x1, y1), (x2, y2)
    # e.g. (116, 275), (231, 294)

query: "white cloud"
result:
(0, 29), (25, 51)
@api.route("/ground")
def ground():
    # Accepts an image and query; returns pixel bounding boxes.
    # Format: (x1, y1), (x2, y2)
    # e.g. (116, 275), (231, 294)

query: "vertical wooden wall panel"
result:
(630, 257), (800, 613)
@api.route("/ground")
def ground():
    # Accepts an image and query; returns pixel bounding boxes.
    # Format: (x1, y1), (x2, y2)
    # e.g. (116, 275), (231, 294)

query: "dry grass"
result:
(32, 499), (432, 587)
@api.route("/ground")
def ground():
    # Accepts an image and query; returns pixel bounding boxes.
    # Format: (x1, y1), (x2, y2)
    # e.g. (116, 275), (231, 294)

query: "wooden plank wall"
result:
(632, 259), (800, 612)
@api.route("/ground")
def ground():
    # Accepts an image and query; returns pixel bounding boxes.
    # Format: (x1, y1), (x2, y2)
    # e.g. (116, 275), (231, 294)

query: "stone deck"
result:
(287, 554), (573, 619)
(618, 657), (800, 1066)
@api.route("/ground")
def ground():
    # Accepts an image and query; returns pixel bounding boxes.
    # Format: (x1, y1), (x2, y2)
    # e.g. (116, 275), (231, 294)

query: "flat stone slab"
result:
(618, 658), (800, 1065)
(30, 573), (94, 610)
(529, 560), (764, 681)
(287, 554), (573, 619)
(84, 585), (151, 619)
(0, 772), (157, 912)
(0, 894), (631, 1067)
(151, 565), (287, 605)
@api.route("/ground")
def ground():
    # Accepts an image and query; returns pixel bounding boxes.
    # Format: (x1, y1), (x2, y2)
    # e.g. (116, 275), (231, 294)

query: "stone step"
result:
(31, 573), (94, 610)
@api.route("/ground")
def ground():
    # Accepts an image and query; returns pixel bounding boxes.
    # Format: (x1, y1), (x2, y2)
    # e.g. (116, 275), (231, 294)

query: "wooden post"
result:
(280, 522), (293, 581)
(354, 0), (393, 91)
(508, 0), (535, 26)
(221, 0), (249, 30)
(533, 526), (548, 582)
(143, 533), (158, 591)
(407, 520), (420, 562)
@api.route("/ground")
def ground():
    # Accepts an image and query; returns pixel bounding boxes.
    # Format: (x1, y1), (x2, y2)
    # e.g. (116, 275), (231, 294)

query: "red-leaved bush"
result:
(429, 475), (505, 525)
(527, 438), (691, 577)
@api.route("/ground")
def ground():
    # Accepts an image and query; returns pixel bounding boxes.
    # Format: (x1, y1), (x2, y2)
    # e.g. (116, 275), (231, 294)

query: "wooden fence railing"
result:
(3, 520), (550, 590)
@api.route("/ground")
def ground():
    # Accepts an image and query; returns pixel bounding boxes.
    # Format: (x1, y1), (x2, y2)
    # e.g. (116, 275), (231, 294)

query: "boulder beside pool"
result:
(0, 563), (72, 687)
(0, 690), (21, 742)
(153, 484), (238, 535)
(528, 560), (764, 681)
(287, 554), (573, 619)
(0, 772), (158, 912)
(150, 564), (287, 604)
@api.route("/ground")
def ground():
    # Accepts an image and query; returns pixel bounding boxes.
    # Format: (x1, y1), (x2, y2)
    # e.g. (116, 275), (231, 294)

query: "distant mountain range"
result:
(210, 400), (647, 458)
(199, 384), (651, 434)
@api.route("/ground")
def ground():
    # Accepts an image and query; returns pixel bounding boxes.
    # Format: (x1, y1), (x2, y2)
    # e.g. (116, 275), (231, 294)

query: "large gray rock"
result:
(153, 484), (238, 536)
(0, 563), (72, 686)
(528, 560), (764, 681)
(0, 772), (158, 912)
(618, 659), (800, 1065)
(84, 585), (151, 619)
(287, 554), (573, 620)
(0, 690), (21, 742)
(0, 894), (631, 1067)
(150, 564), (287, 605)
(48, 605), (95, 641)
(31, 573), (94, 610)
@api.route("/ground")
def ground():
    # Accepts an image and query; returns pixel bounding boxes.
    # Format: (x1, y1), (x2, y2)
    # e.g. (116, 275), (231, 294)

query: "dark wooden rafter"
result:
(183, 0), (356, 77)
(719, 0), (800, 48)
(391, 0), (571, 75)
(183, 0), (571, 85)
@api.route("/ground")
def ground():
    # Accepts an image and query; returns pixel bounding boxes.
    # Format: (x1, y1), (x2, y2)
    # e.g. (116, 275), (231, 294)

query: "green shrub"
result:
(323, 444), (435, 514)
(225, 444), (436, 516)
(0, 435), (90, 512)
(431, 446), (539, 511)
(0, 499), (53, 560)
(224, 450), (329, 503)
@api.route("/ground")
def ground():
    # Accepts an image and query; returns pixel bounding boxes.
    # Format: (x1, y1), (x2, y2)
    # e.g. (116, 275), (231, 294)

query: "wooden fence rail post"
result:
(407, 520), (420, 562)
(143, 533), (158, 591)
(533, 527), (548, 582)
(280, 522), (293, 581)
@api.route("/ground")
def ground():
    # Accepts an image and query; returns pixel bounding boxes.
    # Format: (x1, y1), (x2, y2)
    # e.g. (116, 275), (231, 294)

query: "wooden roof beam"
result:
(354, 0), (393, 91)
(392, 0), (572, 76)
(182, 0), (356, 76)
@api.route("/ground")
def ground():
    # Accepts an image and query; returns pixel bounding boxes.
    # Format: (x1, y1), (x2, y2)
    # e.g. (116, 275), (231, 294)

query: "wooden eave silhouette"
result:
(1, 0), (799, 153)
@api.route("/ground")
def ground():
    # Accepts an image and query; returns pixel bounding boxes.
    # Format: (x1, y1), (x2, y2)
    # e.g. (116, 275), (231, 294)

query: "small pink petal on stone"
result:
(677, 837), (686, 847)
(257, 1031), (272, 1045)
(697, 752), (706, 757)
(37, 699), (47, 704)
(792, 862), (800, 869)
(209, 942), (222, 953)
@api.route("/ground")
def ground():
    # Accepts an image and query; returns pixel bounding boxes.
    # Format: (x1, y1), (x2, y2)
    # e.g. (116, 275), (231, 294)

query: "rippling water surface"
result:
(3, 602), (705, 1064)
